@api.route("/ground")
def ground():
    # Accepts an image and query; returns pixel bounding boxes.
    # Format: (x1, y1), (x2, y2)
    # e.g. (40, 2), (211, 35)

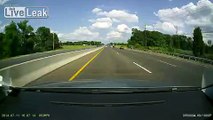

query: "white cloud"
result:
(131, 26), (140, 30)
(50, 30), (64, 39)
(106, 30), (132, 42)
(92, 8), (102, 14)
(0, 22), (8, 32)
(93, 8), (139, 23)
(60, 8), (139, 43)
(146, 25), (154, 31)
(57, 33), (64, 38)
(91, 17), (112, 29)
(154, 0), (213, 28)
(0, 25), (4, 32)
(153, 0), (213, 42)
(155, 22), (177, 34)
(106, 10), (139, 23)
(203, 33), (213, 43)
(59, 27), (99, 41)
(0, 0), (9, 5)
(106, 31), (122, 39)
(117, 24), (131, 33)
(88, 8), (139, 42)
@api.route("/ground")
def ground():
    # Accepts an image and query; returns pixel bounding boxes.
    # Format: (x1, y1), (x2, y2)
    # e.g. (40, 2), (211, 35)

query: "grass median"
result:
(61, 45), (95, 50)
(0, 45), (96, 60)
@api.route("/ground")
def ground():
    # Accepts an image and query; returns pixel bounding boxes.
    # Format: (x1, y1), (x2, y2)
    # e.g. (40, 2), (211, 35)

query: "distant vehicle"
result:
(120, 46), (124, 49)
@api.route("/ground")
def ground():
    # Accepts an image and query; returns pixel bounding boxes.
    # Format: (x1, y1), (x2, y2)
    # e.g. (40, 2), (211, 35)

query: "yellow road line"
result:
(69, 48), (104, 81)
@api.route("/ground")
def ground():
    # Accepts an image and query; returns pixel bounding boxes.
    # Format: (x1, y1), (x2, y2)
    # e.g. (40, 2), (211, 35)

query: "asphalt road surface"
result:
(26, 46), (213, 87)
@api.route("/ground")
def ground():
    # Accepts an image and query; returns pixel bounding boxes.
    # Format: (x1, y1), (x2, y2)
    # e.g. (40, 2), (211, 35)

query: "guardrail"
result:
(127, 48), (213, 65)
(0, 47), (103, 87)
(163, 52), (213, 65)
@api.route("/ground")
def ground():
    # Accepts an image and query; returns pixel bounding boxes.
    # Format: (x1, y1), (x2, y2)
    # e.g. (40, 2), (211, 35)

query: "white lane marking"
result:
(133, 62), (152, 73)
(117, 52), (119, 55)
(158, 60), (176, 67)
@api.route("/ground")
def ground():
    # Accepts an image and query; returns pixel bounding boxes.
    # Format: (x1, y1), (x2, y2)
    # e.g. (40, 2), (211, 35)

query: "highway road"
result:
(26, 46), (213, 87)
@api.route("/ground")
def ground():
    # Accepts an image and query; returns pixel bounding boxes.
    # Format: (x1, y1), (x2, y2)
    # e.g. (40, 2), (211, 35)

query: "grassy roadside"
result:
(60, 45), (95, 50)
(144, 46), (213, 60)
(114, 45), (128, 49)
(116, 45), (213, 60)
(145, 47), (193, 55)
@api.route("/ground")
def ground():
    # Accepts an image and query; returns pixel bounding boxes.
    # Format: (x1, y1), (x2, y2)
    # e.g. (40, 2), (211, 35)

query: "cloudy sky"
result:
(0, 0), (212, 43)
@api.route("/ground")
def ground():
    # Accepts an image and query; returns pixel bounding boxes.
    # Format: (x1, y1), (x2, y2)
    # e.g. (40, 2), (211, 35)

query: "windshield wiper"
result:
(202, 84), (213, 89)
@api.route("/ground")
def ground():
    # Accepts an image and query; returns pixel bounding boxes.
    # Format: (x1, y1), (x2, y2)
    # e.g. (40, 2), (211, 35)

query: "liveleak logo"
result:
(4, 7), (48, 19)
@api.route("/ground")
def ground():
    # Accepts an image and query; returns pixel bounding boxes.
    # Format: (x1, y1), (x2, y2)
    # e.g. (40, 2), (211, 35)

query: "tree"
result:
(127, 28), (194, 53)
(192, 27), (204, 57)
(207, 40), (212, 46)
(172, 35), (181, 49)
(63, 41), (102, 46)
(0, 20), (62, 59)
(36, 27), (52, 51)
(128, 28), (145, 46)
(186, 37), (193, 50)
(4, 21), (21, 57)
(17, 20), (34, 54)
(53, 33), (60, 49)
(0, 33), (4, 58)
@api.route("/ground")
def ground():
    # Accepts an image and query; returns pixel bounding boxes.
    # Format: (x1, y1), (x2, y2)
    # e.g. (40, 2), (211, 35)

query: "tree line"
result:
(63, 41), (103, 46)
(110, 43), (127, 45)
(127, 27), (213, 57)
(0, 20), (61, 59)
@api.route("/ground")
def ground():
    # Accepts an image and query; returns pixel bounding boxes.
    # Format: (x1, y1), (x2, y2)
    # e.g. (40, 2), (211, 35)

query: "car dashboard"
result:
(0, 88), (212, 120)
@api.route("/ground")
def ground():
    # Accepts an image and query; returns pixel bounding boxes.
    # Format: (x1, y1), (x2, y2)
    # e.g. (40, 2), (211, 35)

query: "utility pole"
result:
(53, 33), (55, 50)
(174, 25), (178, 35)
(144, 24), (147, 46)
(152, 24), (155, 31)
(169, 34), (173, 49)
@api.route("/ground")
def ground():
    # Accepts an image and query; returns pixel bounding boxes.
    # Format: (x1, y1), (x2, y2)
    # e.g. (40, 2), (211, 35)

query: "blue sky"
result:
(0, 0), (212, 43)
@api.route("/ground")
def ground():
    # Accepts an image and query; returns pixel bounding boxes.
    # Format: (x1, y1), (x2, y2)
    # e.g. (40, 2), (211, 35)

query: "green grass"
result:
(173, 49), (193, 55)
(114, 45), (128, 49)
(204, 54), (213, 60)
(61, 45), (95, 50)
(137, 46), (193, 55)
(133, 46), (213, 60)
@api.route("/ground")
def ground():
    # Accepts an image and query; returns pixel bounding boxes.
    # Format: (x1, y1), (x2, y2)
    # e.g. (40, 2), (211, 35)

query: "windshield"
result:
(0, 0), (213, 89)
